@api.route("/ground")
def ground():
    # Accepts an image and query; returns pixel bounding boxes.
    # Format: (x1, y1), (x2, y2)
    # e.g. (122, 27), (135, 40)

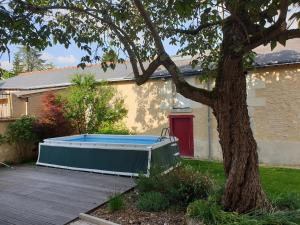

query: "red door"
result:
(169, 115), (194, 157)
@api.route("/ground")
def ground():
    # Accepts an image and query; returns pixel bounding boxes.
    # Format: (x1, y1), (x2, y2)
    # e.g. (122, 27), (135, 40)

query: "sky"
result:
(0, 43), (95, 71)
(4, 38), (300, 72)
(0, 40), (179, 71)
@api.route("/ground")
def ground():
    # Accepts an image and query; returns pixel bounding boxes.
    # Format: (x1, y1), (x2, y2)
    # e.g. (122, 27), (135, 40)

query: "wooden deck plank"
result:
(0, 165), (134, 225)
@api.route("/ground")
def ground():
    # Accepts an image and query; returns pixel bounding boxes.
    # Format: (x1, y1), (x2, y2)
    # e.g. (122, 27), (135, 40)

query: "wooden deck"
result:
(0, 165), (135, 225)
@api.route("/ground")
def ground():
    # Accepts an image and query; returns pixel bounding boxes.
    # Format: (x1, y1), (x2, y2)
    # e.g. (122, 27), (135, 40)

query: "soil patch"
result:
(91, 190), (186, 225)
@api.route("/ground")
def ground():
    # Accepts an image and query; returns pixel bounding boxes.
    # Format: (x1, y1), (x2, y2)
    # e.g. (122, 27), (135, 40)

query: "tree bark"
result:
(213, 55), (268, 213)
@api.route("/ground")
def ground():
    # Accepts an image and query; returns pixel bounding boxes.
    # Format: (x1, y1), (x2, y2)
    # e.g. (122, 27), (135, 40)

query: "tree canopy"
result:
(0, 67), (14, 79)
(3, 1), (298, 70)
(0, 45), (53, 78)
(0, 1), (51, 55)
(17, 46), (53, 72)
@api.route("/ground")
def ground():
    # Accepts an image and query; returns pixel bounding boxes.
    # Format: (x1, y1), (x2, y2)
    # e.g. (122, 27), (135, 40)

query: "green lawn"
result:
(184, 160), (300, 197)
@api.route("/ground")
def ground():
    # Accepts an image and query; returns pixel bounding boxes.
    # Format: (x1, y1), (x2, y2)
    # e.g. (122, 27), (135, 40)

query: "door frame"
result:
(169, 114), (194, 157)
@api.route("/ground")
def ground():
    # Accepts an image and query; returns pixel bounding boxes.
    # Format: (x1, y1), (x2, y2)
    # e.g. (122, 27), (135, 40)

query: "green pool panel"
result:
(38, 142), (179, 176)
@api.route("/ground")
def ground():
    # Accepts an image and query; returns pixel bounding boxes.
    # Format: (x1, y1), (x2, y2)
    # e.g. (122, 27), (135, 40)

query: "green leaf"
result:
(278, 37), (286, 47)
(270, 41), (277, 50)
(61, 74), (127, 133)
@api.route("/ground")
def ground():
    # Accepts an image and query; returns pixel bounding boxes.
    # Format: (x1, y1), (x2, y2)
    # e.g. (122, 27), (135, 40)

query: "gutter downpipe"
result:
(25, 97), (29, 116)
(207, 80), (212, 160)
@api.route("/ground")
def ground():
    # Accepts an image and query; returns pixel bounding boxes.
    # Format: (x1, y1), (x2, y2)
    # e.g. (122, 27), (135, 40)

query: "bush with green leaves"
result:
(4, 116), (38, 161)
(61, 74), (128, 134)
(166, 166), (214, 206)
(107, 193), (124, 212)
(136, 174), (161, 194)
(98, 122), (131, 135)
(137, 191), (169, 212)
(136, 165), (166, 193)
(136, 166), (214, 208)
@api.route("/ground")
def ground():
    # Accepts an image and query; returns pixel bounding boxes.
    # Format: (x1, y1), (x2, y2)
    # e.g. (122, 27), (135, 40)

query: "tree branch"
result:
(241, 0), (290, 53)
(25, 2), (148, 76)
(242, 28), (300, 53)
(250, 0), (288, 30)
(172, 21), (221, 35)
(161, 55), (214, 107)
(113, 26), (163, 85)
(27, 0), (215, 107)
(133, 0), (165, 53)
(276, 28), (300, 40)
(277, 0), (289, 26)
(134, 57), (163, 85)
(133, 0), (214, 106)
(26, 1), (165, 85)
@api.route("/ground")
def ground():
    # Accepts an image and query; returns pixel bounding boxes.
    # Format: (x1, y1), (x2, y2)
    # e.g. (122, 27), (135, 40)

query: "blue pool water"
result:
(61, 135), (159, 145)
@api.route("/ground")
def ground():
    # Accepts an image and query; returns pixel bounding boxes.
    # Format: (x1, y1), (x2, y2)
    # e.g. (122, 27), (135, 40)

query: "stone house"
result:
(0, 49), (299, 166)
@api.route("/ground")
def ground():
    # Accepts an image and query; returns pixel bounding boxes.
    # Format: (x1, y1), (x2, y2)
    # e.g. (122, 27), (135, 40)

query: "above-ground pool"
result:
(37, 134), (179, 176)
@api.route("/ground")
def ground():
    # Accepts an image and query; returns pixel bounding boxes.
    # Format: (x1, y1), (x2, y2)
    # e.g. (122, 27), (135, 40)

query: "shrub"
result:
(107, 193), (124, 212)
(136, 166), (165, 193)
(136, 174), (160, 193)
(61, 74), (127, 134)
(137, 192), (169, 212)
(164, 167), (214, 206)
(272, 192), (300, 210)
(136, 166), (215, 207)
(98, 122), (131, 135)
(5, 116), (38, 161)
(34, 92), (74, 139)
(0, 134), (7, 144)
(6, 116), (38, 144)
(207, 185), (224, 205)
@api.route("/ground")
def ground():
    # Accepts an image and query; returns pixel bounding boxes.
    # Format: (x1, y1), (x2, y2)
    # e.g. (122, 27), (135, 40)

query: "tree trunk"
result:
(213, 55), (268, 213)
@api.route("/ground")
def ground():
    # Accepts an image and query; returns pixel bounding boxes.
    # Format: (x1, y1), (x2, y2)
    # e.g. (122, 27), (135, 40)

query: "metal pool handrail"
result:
(157, 127), (177, 143)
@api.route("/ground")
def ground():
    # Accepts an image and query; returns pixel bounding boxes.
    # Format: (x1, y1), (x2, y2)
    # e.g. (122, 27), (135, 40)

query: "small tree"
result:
(35, 92), (74, 139)
(62, 74), (128, 133)
(0, 46), (54, 79)
(0, 68), (14, 79)
(19, 46), (53, 72)
(12, 52), (24, 76)
(1, 52), (25, 79)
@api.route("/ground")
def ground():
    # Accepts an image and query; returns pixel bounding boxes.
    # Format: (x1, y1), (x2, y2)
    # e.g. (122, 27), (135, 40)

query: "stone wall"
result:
(113, 64), (300, 166)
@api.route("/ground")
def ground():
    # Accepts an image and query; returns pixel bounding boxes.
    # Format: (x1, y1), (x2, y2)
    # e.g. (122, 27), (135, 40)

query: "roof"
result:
(0, 56), (200, 91)
(254, 50), (300, 67)
(13, 87), (67, 97)
(0, 50), (300, 91)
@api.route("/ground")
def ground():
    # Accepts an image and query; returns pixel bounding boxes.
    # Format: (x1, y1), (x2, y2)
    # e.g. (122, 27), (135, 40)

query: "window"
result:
(0, 93), (11, 118)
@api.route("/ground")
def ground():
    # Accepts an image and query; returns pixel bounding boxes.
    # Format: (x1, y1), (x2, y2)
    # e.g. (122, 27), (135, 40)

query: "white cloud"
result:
(0, 61), (13, 71)
(57, 55), (77, 64)
(42, 52), (77, 66)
